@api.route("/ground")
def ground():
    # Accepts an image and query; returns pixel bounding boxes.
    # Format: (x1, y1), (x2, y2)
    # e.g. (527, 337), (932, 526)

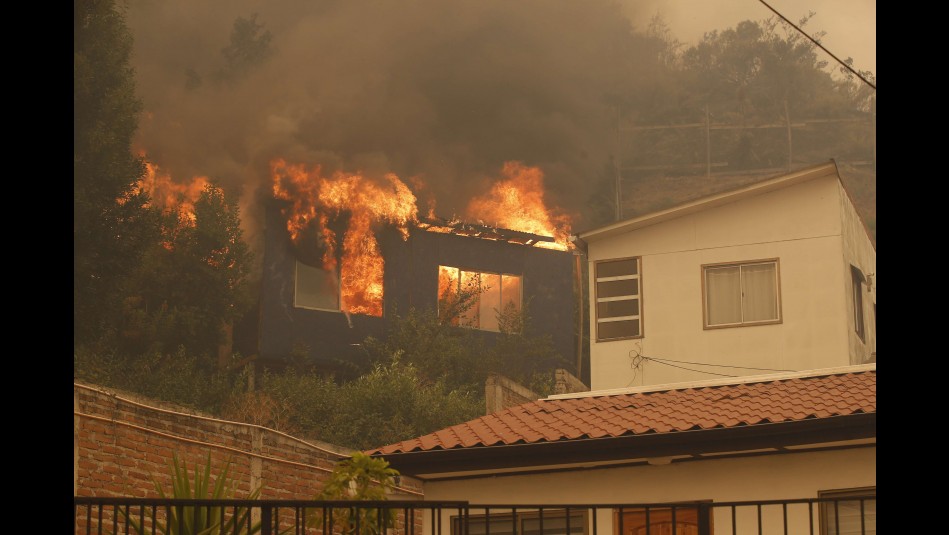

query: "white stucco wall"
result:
(421, 447), (875, 535)
(587, 174), (854, 390)
(838, 182), (877, 365)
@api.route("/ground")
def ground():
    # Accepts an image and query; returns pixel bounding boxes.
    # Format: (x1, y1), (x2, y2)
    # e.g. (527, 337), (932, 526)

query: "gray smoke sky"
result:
(125, 0), (875, 254)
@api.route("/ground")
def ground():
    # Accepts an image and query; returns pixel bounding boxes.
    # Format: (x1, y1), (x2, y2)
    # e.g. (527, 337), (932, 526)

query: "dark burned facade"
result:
(257, 200), (577, 374)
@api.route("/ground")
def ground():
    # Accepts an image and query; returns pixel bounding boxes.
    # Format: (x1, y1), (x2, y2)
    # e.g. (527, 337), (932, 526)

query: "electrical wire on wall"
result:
(627, 341), (645, 386)
(628, 348), (797, 383)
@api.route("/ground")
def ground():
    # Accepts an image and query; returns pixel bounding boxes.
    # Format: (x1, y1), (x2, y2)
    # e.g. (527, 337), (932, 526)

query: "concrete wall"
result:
(485, 373), (540, 414)
(74, 381), (423, 531)
(484, 369), (587, 414)
(587, 174), (854, 390)
(421, 447), (876, 535)
(554, 368), (589, 395)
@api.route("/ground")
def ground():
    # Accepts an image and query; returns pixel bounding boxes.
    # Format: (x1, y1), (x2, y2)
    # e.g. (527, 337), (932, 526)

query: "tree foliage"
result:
(120, 183), (253, 361)
(74, 0), (159, 346)
(236, 360), (482, 451)
(309, 453), (400, 535)
(74, 345), (244, 414)
(333, 359), (483, 450)
(216, 13), (274, 83)
(589, 13), (875, 228)
(364, 276), (570, 394)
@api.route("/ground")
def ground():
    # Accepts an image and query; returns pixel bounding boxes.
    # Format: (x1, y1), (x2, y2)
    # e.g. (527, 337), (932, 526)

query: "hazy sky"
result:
(631, 0), (876, 75)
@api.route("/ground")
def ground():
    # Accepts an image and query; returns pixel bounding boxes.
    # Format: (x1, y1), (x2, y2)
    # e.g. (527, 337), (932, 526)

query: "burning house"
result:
(255, 160), (579, 376)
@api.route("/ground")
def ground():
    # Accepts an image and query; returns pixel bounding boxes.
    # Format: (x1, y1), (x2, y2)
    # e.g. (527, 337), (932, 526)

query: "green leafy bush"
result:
(308, 453), (400, 535)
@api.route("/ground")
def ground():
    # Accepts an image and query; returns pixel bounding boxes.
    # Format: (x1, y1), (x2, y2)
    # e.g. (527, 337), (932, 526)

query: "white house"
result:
(572, 161), (875, 390)
(370, 365), (876, 535)
(367, 162), (877, 535)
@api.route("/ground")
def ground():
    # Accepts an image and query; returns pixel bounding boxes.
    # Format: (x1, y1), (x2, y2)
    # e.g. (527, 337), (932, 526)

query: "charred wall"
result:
(258, 199), (386, 375)
(258, 201), (576, 374)
(383, 227), (576, 364)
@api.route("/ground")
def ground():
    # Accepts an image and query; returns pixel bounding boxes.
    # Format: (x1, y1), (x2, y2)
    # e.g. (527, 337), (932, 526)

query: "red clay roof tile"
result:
(366, 368), (876, 455)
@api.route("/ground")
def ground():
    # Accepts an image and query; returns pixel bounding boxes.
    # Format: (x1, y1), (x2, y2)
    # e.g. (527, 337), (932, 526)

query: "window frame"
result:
(701, 258), (782, 330)
(594, 256), (643, 343)
(293, 260), (342, 313)
(613, 503), (712, 535)
(437, 264), (524, 333)
(851, 265), (866, 342)
(451, 509), (589, 535)
(818, 486), (876, 535)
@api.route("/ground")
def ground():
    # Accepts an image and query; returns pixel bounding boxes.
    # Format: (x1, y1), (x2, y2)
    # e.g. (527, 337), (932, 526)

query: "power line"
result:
(645, 357), (738, 378)
(626, 352), (867, 395)
(645, 356), (795, 373)
(756, 0), (876, 90)
(628, 350), (798, 382)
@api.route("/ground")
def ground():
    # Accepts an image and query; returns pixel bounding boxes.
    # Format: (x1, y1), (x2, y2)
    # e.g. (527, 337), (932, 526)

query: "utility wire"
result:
(645, 358), (738, 378)
(756, 0), (876, 90)
(645, 356), (795, 373)
(628, 352), (864, 388)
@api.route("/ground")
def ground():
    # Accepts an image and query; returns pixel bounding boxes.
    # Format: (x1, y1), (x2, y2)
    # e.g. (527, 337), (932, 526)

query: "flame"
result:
(271, 158), (419, 317)
(137, 161), (209, 226)
(465, 161), (571, 250)
(437, 265), (461, 325)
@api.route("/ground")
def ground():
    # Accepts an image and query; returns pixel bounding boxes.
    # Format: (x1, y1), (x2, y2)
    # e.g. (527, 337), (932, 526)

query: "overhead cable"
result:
(645, 356), (795, 373)
(756, 0), (876, 90)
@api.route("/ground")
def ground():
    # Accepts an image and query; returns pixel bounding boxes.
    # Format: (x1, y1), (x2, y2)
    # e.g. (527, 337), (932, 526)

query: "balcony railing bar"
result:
(74, 496), (876, 535)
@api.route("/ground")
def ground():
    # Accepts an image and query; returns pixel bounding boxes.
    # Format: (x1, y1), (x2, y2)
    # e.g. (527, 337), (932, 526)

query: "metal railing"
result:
(74, 496), (876, 535)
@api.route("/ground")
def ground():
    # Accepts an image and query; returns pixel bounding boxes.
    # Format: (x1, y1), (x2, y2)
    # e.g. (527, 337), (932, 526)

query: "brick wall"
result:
(74, 381), (424, 531)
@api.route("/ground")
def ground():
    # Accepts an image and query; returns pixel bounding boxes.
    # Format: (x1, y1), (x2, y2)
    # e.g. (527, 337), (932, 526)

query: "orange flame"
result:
(271, 158), (419, 317)
(465, 161), (571, 250)
(137, 161), (209, 226)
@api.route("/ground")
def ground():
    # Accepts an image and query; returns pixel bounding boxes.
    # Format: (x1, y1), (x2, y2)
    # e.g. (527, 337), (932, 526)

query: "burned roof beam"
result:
(420, 216), (556, 245)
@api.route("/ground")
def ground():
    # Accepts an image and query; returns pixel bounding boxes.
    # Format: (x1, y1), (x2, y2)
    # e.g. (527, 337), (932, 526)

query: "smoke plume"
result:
(126, 0), (662, 255)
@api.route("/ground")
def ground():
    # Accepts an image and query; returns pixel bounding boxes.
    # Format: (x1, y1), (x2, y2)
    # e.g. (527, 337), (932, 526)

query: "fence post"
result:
(261, 505), (273, 535)
(706, 105), (711, 179)
(784, 99), (792, 171)
(698, 503), (711, 535)
(870, 95), (876, 173)
(615, 109), (624, 222)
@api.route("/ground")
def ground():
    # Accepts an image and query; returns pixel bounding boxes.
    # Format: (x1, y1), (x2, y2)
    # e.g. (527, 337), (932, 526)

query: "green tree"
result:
(74, 0), (159, 346)
(692, 16), (870, 164)
(74, 345), (243, 414)
(485, 302), (570, 395)
(364, 282), (569, 398)
(329, 359), (482, 450)
(121, 183), (253, 362)
(616, 14), (874, 180)
(362, 307), (486, 393)
(216, 13), (274, 82)
(309, 453), (400, 535)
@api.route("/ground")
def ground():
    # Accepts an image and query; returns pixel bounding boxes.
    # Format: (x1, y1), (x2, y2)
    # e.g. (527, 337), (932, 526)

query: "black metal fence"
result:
(74, 496), (876, 535)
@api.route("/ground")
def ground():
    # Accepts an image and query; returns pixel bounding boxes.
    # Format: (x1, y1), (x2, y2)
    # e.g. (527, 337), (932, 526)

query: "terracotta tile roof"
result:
(366, 367), (875, 455)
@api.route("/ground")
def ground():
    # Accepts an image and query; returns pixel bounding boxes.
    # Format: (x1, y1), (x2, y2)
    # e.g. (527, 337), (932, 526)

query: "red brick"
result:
(102, 465), (123, 476)
(77, 459), (98, 470)
(116, 437), (139, 450)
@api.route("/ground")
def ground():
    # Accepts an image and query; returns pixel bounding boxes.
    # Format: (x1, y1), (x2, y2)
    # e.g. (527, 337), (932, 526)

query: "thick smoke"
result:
(126, 0), (662, 256)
